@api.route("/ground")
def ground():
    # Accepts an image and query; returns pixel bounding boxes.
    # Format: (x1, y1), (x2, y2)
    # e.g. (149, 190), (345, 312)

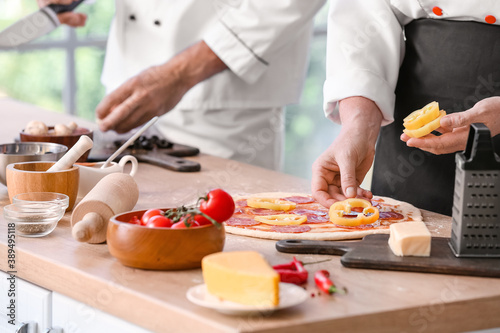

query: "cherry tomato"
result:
(171, 221), (191, 229)
(141, 209), (164, 226)
(195, 189), (235, 225)
(128, 216), (141, 225)
(146, 215), (174, 228)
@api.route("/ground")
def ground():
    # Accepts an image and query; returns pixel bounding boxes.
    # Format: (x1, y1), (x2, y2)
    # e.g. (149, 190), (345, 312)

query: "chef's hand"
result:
(96, 41), (228, 133)
(312, 97), (383, 208)
(37, 0), (87, 27)
(401, 97), (500, 154)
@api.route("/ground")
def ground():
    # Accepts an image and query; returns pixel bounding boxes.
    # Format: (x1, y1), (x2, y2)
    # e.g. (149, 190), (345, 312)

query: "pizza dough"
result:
(225, 192), (422, 241)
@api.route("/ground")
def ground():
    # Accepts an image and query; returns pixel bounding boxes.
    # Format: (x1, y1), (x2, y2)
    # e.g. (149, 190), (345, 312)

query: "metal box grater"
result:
(449, 123), (500, 257)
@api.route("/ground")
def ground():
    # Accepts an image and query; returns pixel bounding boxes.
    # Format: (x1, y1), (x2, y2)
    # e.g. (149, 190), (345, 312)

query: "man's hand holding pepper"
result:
(312, 97), (383, 208)
(401, 96), (500, 155)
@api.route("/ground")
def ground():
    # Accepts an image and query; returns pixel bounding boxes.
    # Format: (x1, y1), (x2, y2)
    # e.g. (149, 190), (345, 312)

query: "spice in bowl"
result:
(4, 192), (69, 237)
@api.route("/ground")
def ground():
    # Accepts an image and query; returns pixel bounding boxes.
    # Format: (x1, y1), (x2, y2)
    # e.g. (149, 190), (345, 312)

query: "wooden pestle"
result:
(47, 135), (93, 172)
(71, 173), (139, 244)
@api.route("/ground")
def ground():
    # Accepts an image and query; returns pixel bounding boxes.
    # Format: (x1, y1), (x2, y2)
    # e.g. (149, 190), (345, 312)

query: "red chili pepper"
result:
(272, 257), (308, 285)
(314, 270), (345, 295)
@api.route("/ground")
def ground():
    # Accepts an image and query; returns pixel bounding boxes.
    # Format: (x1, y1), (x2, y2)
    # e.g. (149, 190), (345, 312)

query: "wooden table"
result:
(1, 99), (499, 333)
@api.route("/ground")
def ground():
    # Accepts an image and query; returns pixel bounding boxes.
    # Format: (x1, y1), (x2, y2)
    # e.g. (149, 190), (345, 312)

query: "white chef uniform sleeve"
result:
(203, 0), (326, 85)
(323, 0), (406, 126)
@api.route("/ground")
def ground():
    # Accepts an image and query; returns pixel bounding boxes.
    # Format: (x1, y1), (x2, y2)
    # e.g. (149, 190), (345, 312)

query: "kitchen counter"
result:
(1, 98), (500, 333)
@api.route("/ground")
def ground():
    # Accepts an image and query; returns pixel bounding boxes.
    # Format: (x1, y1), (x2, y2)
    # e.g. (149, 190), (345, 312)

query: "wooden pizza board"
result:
(276, 234), (500, 278)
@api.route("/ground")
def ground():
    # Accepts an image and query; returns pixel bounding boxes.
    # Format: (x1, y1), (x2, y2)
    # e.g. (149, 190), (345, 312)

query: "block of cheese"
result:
(202, 251), (279, 306)
(388, 222), (431, 257)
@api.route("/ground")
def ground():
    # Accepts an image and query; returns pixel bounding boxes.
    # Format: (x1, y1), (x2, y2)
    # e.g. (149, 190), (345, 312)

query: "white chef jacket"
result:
(324, 0), (500, 126)
(102, 0), (326, 109)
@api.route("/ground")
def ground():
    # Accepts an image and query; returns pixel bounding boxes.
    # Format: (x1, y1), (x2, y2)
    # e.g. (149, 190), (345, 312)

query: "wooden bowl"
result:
(20, 127), (93, 162)
(6, 161), (79, 211)
(107, 209), (226, 270)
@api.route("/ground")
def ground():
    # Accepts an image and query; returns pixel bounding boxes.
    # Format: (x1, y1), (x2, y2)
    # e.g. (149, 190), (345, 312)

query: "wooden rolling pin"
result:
(47, 135), (93, 172)
(70, 173), (139, 244)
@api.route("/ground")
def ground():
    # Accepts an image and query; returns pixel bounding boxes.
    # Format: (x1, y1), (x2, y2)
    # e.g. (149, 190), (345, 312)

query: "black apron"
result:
(371, 19), (500, 216)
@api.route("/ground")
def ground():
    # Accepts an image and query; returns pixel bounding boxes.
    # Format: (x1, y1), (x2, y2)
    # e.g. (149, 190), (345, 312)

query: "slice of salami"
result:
(225, 217), (260, 226)
(235, 199), (248, 207)
(281, 196), (315, 204)
(234, 207), (245, 214)
(291, 209), (328, 217)
(306, 215), (330, 223)
(379, 211), (404, 220)
(271, 225), (312, 233)
(247, 208), (285, 215)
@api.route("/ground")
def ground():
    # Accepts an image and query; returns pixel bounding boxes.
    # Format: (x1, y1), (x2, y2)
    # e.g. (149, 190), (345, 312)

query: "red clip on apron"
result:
(372, 19), (500, 216)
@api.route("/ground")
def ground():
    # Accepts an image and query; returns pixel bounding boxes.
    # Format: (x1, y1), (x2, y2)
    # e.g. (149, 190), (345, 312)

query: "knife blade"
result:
(0, 0), (85, 48)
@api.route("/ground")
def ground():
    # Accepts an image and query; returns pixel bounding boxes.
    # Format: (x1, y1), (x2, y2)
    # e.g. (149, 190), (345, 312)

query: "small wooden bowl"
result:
(20, 127), (93, 162)
(6, 161), (79, 210)
(107, 209), (226, 270)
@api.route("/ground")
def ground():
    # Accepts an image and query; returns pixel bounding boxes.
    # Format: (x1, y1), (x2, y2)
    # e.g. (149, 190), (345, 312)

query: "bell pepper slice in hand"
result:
(254, 214), (306, 225)
(403, 101), (440, 130)
(403, 110), (446, 138)
(328, 198), (379, 227)
(247, 197), (296, 211)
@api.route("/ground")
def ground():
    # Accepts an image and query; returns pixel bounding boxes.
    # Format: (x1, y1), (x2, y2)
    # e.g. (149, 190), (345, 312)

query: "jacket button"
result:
(432, 6), (443, 16)
(154, 20), (161, 26)
(485, 15), (496, 24)
(129, 14), (136, 21)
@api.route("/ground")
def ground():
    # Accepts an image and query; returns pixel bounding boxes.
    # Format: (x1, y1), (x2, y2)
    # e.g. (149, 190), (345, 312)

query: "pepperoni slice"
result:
(225, 217), (260, 226)
(379, 211), (404, 220)
(271, 225), (312, 233)
(247, 208), (285, 215)
(281, 196), (315, 204)
(234, 207), (244, 214)
(306, 215), (330, 223)
(291, 209), (328, 217)
(235, 199), (247, 207)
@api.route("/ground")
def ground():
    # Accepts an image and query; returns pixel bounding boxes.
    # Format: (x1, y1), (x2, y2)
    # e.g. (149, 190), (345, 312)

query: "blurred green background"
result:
(0, 1), (341, 181)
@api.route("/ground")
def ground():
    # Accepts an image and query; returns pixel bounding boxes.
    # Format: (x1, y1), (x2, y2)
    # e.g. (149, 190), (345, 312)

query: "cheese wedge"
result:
(388, 222), (431, 257)
(202, 251), (279, 306)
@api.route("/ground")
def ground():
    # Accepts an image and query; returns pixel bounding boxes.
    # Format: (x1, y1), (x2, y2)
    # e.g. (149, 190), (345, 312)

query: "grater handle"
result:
(461, 123), (500, 169)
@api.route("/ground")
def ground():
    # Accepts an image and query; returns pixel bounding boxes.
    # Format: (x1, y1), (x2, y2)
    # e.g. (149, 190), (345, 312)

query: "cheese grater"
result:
(449, 123), (500, 257)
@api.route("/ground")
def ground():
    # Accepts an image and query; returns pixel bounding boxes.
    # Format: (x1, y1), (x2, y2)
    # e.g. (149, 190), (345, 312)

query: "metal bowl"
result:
(0, 142), (68, 186)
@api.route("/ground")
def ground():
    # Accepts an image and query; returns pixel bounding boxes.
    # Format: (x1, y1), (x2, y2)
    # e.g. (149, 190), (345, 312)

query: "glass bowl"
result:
(4, 192), (69, 237)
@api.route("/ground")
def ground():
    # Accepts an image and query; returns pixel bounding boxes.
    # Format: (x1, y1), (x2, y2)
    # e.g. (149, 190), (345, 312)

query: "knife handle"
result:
(276, 239), (355, 256)
(48, 0), (85, 14)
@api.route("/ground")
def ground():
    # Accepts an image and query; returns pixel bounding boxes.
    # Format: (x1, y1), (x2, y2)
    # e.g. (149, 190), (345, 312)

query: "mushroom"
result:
(25, 121), (48, 135)
(54, 123), (73, 136)
(67, 121), (78, 133)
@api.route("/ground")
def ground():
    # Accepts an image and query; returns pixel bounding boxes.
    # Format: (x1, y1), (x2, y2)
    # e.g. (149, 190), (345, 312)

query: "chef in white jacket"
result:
(80, 0), (323, 170)
(313, 1), (500, 215)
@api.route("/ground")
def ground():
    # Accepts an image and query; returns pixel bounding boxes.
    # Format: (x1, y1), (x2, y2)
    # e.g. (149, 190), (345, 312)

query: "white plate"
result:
(186, 283), (307, 315)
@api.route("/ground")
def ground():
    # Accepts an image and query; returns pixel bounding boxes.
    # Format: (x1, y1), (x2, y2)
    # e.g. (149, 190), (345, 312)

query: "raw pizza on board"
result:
(225, 192), (422, 241)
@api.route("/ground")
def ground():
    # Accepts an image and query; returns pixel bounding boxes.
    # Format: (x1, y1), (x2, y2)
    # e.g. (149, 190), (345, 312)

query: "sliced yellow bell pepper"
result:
(247, 198), (296, 211)
(255, 214), (307, 225)
(328, 198), (380, 227)
(403, 110), (446, 138)
(403, 101), (440, 130)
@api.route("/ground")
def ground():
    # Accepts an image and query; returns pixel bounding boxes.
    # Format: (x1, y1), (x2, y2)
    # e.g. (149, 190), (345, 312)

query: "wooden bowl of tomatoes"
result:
(107, 209), (226, 270)
(107, 189), (234, 270)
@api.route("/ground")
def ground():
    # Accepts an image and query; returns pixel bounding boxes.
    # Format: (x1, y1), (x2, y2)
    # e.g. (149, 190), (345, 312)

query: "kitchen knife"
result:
(0, 0), (84, 48)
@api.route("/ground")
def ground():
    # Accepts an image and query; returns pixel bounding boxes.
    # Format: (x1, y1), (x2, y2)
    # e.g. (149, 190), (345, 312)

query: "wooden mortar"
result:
(6, 161), (79, 210)
(70, 173), (139, 244)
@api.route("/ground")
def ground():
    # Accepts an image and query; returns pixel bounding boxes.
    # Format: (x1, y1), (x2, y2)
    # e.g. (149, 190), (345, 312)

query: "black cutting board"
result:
(276, 234), (500, 278)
